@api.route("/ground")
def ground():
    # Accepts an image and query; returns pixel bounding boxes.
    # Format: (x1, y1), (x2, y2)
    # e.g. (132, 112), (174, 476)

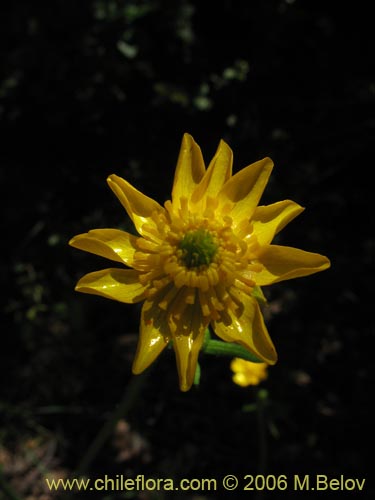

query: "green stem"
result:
(202, 339), (261, 362)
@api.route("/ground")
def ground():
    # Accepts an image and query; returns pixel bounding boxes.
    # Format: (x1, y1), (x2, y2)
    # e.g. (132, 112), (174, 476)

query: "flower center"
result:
(178, 229), (218, 269)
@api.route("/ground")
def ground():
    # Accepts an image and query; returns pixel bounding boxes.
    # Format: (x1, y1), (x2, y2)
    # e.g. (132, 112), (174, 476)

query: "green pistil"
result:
(179, 229), (218, 269)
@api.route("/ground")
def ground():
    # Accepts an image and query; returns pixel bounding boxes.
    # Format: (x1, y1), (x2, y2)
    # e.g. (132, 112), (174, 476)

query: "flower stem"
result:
(203, 338), (261, 362)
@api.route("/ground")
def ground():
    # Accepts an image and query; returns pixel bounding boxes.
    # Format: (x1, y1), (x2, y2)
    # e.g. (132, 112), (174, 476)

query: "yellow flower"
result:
(69, 133), (330, 391)
(230, 358), (268, 387)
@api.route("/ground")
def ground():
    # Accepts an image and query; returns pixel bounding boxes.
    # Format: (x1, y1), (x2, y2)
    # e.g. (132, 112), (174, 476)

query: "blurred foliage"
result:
(1, 0), (374, 498)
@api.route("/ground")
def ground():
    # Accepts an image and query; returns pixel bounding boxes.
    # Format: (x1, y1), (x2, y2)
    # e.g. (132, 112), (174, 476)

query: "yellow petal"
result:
(191, 139), (233, 203)
(230, 358), (268, 386)
(255, 245), (331, 285)
(75, 268), (146, 303)
(172, 332), (205, 392)
(251, 200), (305, 245)
(213, 291), (277, 365)
(168, 302), (209, 391)
(132, 300), (170, 374)
(69, 229), (138, 265)
(171, 133), (206, 207)
(218, 157), (273, 223)
(107, 174), (163, 239)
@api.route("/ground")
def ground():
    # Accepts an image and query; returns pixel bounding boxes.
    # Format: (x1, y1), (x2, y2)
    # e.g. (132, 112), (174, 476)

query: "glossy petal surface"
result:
(107, 174), (163, 239)
(75, 268), (146, 303)
(171, 133), (206, 207)
(169, 301), (209, 391)
(218, 157), (273, 223)
(191, 139), (233, 204)
(252, 200), (304, 246)
(256, 245), (331, 285)
(132, 300), (170, 374)
(69, 229), (138, 265)
(213, 291), (277, 365)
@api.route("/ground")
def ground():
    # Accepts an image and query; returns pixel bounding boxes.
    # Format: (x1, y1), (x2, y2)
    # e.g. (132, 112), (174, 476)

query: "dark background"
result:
(1, 1), (373, 499)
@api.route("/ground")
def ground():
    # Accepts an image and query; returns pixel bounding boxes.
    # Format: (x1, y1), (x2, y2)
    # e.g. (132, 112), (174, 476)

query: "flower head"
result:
(231, 358), (268, 387)
(69, 133), (330, 391)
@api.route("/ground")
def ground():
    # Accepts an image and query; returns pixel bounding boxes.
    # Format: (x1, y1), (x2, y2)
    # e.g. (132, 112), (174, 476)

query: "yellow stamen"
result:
(198, 289), (211, 317)
(159, 285), (179, 310)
